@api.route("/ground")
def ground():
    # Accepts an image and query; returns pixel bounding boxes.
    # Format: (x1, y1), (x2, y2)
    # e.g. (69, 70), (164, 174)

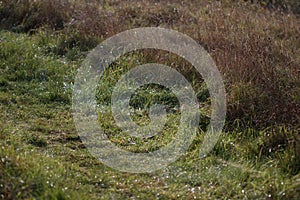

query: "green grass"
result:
(0, 0), (299, 199)
(0, 30), (299, 199)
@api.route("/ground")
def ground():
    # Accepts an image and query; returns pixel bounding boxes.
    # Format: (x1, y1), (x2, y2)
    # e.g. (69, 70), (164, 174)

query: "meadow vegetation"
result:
(0, 0), (299, 199)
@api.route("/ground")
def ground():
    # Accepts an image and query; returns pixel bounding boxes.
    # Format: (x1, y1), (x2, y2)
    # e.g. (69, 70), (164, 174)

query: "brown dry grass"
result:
(1, 0), (299, 128)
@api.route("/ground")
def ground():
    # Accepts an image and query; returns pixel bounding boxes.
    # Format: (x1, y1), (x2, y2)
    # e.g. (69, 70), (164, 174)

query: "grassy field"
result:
(0, 0), (299, 199)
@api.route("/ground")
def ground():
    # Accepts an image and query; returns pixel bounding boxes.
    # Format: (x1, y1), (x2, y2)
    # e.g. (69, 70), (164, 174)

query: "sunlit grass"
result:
(0, 0), (299, 199)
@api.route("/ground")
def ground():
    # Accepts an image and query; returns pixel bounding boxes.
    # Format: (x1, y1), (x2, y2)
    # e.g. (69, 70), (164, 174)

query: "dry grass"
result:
(1, 0), (299, 127)
(0, 0), (73, 32)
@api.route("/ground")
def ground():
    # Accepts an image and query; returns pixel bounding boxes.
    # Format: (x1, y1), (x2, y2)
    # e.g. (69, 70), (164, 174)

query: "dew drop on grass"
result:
(191, 187), (195, 193)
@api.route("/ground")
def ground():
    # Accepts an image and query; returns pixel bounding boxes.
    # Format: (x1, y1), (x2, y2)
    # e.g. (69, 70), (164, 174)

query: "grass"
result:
(0, 0), (300, 199)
